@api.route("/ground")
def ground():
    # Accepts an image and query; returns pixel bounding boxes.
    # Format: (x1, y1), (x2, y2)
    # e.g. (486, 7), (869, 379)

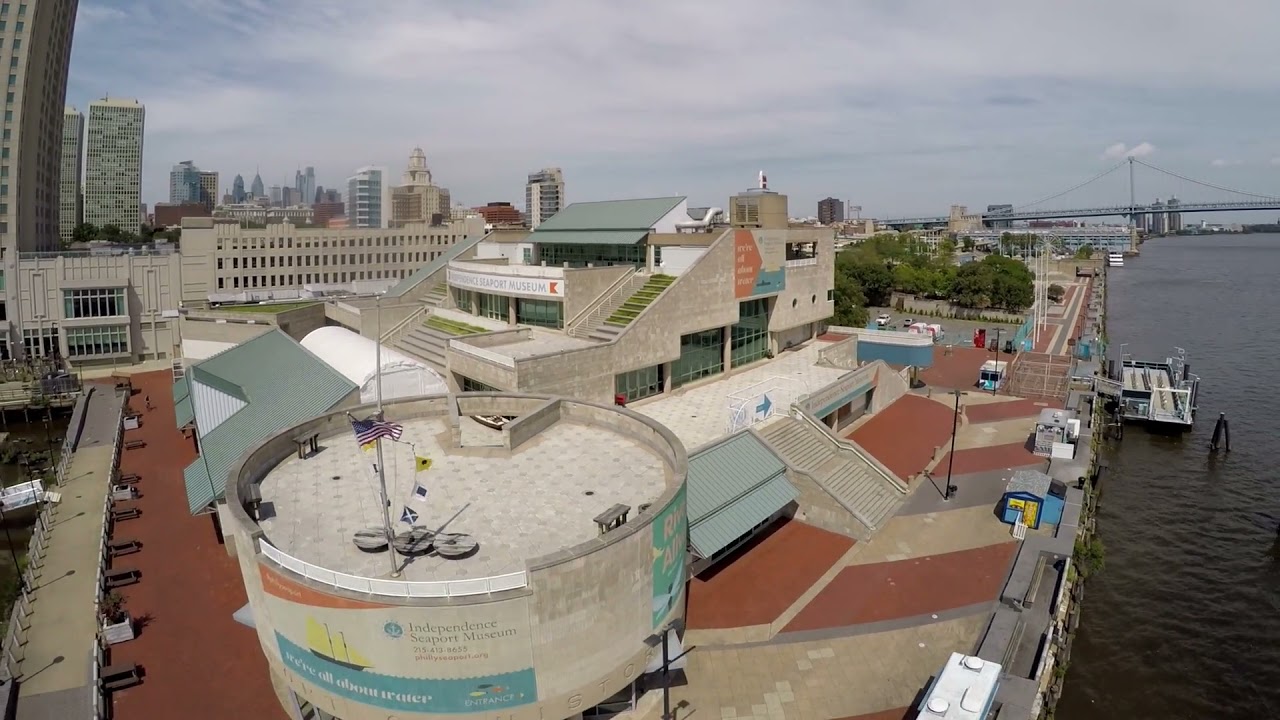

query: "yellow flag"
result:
(415, 456), (433, 472)
(362, 440), (377, 453)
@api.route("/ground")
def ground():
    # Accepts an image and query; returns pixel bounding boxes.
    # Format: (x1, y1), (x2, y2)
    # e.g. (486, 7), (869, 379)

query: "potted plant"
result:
(100, 591), (135, 644)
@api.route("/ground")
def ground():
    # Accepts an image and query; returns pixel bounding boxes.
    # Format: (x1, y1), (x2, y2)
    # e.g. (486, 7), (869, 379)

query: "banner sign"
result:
(448, 268), (563, 298)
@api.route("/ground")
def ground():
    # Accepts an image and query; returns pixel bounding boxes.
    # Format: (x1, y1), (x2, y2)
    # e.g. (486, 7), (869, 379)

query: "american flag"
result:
(351, 416), (403, 446)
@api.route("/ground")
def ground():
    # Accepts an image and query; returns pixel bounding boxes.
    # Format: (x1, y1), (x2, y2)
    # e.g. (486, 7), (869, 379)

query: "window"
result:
(65, 325), (128, 357)
(671, 329), (724, 388)
(827, 288), (835, 302)
(521, 247), (533, 265)
(538, 242), (656, 269)
(475, 292), (507, 322)
(452, 287), (472, 312)
(731, 299), (769, 368)
(63, 287), (125, 318)
(616, 365), (663, 402)
(459, 376), (499, 393)
(22, 325), (58, 359)
(515, 298), (562, 328)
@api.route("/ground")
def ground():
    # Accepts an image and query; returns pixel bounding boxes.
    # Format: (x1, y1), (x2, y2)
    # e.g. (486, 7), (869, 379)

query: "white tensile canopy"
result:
(301, 326), (448, 404)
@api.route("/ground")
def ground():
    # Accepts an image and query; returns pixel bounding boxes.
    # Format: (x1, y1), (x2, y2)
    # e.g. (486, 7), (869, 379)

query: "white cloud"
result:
(1270, 158), (1280, 166)
(64, 0), (1280, 216)
(1102, 142), (1156, 160)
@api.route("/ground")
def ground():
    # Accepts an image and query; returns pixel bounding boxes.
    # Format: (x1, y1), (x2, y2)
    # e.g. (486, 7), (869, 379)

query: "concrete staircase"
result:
(393, 324), (453, 373)
(604, 274), (675, 326)
(568, 273), (649, 341)
(758, 418), (904, 533)
(422, 283), (448, 308)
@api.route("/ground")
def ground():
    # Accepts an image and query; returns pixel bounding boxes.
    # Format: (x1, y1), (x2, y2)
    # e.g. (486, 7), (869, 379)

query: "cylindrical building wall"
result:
(226, 394), (688, 720)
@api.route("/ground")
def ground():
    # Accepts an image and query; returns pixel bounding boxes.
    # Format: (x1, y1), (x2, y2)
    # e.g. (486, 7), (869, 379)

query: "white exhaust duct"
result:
(675, 207), (724, 232)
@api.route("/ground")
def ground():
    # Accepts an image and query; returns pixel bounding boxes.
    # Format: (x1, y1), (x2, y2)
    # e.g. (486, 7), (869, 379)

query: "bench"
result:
(124, 439), (146, 450)
(118, 473), (141, 485)
(244, 484), (263, 521)
(100, 663), (142, 691)
(104, 567), (141, 589)
(292, 432), (320, 460)
(108, 539), (141, 557)
(1024, 555), (1049, 608)
(111, 506), (141, 522)
(593, 504), (632, 535)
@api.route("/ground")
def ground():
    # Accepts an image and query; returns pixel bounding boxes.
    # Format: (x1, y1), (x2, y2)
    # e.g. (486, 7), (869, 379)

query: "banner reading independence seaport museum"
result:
(259, 565), (538, 714)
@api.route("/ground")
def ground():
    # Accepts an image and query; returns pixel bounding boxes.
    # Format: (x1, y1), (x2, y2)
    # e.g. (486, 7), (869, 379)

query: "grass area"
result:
(604, 274), (675, 326)
(424, 315), (487, 336)
(215, 301), (319, 314)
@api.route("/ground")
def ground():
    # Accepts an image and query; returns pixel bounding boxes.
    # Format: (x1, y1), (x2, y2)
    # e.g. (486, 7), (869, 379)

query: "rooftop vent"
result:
(926, 698), (950, 714)
(962, 656), (985, 671)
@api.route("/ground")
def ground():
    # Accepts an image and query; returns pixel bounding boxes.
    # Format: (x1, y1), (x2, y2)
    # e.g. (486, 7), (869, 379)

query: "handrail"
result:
(789, 404), (909, 494)
(259, 540), (528, 597)
(565, 267), (637, 334)
(381, 304), (428, 344)
(449, 341), (517, 369)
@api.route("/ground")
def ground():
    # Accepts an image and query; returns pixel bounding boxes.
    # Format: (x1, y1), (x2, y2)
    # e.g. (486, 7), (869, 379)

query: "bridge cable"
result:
(1011, 160), (1127, 212)
(1132, 159), (1280, 200)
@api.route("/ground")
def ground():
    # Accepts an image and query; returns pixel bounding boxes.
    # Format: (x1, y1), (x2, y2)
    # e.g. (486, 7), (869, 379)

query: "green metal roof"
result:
(173, 375), (194, 428)
(686, 432), (797, 559)
(533, 197), (685, 232)
(183, 329), (357, 514)
(527, 229), (649, 246)
(385, 230), (492, 298)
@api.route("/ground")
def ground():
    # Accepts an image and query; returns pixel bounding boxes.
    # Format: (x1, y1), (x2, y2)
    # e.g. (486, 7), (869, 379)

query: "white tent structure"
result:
(301, 326), (448, 404)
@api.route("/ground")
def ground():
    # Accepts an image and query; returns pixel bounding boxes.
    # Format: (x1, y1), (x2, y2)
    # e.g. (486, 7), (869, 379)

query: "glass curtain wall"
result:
(515, 298), (563, 328)
(731, 298), (770, 368)
(615, 365), (663, 402)
(671, 329), (724, 388)
(475, 292), (508, 321)
(538, 243), (656, 268)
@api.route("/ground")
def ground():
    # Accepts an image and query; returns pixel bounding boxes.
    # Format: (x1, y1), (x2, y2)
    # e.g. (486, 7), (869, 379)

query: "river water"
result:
(1057, 233), (1280, 719)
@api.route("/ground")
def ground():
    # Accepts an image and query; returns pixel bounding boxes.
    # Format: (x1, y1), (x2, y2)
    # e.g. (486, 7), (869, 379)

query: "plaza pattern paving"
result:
(917, 345), (993, 391)
(686, 520), (854, 630)
(108, 371), (286, 720)
(964, 397), (1050, 424)
(935, 441), (1042, 477)
(847, 395), (955, 481)
(782, 542), (1018, 633)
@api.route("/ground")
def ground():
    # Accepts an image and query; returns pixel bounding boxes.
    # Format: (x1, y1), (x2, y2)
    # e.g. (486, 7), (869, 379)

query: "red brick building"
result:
(153, 202), (210, 227)
(312, 201), (344, 227)
(474, 201), (523, 225)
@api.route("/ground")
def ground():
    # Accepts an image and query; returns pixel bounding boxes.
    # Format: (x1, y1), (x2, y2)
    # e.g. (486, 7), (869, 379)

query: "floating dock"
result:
(1098, 349), (1198, 431)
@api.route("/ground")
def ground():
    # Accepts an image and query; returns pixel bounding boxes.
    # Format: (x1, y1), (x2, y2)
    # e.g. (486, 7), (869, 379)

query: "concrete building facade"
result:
(59, 107), (84, 245)
(85, 98), (145, 232)
(817, 197), (844, 225)
(525, 167), (564, 229)
(1, 0), (80, 254)
(390, 148), (450, 227)
(178, 215), (486, 303)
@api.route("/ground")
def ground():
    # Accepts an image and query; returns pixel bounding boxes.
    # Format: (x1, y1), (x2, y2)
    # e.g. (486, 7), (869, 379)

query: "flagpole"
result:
(374, 292), (401, 578)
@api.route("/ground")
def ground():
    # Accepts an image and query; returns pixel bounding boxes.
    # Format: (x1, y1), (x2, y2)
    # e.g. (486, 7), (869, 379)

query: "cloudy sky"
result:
(68, 0), (1280, 219)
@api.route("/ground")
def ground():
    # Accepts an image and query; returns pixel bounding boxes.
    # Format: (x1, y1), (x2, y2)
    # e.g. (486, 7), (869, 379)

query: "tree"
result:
(1047, 283), (1066, 303)
(71, 222), (98, 244)
(1074, 244), (1094, 259)
(99, 224), (127, 242)
(832, 272), (869, 327)
(960, 236), (976, 253)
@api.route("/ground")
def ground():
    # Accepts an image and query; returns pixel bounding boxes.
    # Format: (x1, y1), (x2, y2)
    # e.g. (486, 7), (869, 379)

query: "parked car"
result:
(876, 314), (892, 327)
(901, 317), (915, 328)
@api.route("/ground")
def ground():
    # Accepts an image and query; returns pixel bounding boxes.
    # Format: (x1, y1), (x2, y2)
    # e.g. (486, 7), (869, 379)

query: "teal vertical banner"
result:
(650, 485), (688, 628)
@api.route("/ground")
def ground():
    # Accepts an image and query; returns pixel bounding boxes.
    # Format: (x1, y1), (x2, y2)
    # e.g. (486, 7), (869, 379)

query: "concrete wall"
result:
(504, 398), (562, 451)
(889, 292), (1024, 323)
(816, 336), (858, 370)
(562, 265), (632, 325)
(224, 393), (688, 720)
(179, 315), (273, 345)
(872, 363), (911, 413)
(786, 469), (867, 539)
(761, 228), (835, 337)
(184, 303), (326, 343)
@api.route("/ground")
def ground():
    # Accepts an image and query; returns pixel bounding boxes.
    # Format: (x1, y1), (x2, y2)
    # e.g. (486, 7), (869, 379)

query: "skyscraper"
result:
(232, 174), (246, 203)
(250, 170), (265, 199)
(85, 98), (146, 232)
(296, 166), (316, 207)
(525, 167), (564, 229)
(391, 148), (450, 227)
(347, 167), (387, 228)
(59, 107), (85, 246)
(199, 171), (219, 211)
(170, 161), (202, 204)
(1, 1), (81, 252)
(817, 197), (844, 225)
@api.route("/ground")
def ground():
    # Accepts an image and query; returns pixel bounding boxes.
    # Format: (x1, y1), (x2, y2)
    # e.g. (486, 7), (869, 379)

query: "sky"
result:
(67, 0), (1280, 220)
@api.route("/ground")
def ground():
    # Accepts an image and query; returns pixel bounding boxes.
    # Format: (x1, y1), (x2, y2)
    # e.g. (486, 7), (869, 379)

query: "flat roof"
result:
(918, 652), (1001, 719)
(256, 415), (671, 582)
(460, 328), (598, 360)
(633, 343), (848, 450)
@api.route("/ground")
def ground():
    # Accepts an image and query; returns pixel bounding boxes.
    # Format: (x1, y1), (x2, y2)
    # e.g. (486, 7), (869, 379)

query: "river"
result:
(1057, 233), (1280, 719)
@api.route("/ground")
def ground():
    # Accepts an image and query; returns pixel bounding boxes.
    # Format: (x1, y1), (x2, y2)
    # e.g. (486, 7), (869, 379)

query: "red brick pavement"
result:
(832, 708), (915, 720)
(849, 395), (955, 481)
(108, 371), (286, 720)
(964, 398), (1050, 424)
(936, 442), (1042, 476)
(783, 543), (1019, 632)
(918, 346), (992, 391)
(686, 520), (854, 630)
(818, 332), (851, 342)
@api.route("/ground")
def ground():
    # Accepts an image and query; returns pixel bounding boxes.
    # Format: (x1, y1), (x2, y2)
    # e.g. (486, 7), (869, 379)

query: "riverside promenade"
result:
(10, 384), (125, 719)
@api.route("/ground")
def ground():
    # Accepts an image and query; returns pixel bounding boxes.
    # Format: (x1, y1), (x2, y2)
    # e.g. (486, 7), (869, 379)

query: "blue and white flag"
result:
(400, 505), (419, 524)
(411, 482), (429, 502)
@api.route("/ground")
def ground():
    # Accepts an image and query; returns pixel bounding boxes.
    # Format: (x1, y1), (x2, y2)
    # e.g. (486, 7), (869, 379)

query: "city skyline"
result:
(66, 1), (1280, 218)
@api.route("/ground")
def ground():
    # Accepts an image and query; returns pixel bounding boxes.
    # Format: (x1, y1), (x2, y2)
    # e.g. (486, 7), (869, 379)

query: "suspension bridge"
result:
(882, 157), (1280, 228)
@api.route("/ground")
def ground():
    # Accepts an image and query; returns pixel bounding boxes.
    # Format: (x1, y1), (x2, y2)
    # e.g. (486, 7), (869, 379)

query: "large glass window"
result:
(452, 287), (472, 312)
(63, 287), (125, 318)
(459, 376), (500, 393)
(22, 325), (58, 358)
(538, 243), (657, 269)
(671, 329), (724, 388)
(475, 292), (507, 321)
(731, 298), (770, 368)
(616, 365), (663, 402)
(516, 298), (563, 328)
(65, 325), (129, 357)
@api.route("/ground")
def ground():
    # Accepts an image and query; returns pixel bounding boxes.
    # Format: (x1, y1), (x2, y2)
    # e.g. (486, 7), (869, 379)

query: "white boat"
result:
(1107, 252), (1124, 267)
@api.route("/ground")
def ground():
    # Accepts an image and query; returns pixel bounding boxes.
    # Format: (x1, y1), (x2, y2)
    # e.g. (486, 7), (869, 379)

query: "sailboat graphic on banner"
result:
(306, 617), (374, 672)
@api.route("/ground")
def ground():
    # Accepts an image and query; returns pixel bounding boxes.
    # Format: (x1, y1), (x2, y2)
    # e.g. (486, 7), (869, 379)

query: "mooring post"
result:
(1210, 412), (1226, 453)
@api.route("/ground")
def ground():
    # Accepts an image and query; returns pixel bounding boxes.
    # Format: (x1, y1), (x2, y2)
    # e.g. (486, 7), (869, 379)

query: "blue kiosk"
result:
(999, 469), (1066, 530)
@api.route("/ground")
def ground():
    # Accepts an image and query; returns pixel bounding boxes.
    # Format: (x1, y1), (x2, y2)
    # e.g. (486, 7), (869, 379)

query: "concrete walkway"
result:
(16, 386), (124, 719)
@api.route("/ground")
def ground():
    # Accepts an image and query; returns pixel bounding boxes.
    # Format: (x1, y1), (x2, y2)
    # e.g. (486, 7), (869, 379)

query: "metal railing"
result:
(260, 541), (528, 597)
(789, 403), (909, 494)
(564, 268), (637, 336)
(785, 257), (819, 268)
(380, 304), (428, 345)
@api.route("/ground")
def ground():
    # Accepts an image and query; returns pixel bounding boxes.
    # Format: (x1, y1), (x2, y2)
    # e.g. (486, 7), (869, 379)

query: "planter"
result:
(102, 615), (135, 645)
(111, 485), (138, 502)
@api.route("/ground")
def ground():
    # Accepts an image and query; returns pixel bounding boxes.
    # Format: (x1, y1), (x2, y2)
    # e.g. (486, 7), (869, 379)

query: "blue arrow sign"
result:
(756, 394), (773, 416)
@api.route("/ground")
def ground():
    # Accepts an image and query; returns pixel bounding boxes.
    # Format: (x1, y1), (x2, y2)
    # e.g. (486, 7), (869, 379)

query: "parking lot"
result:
(868, 307), (1022, 348)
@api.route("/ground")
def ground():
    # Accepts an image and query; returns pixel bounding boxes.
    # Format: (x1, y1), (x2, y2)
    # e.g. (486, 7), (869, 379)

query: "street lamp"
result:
(0, 505), (25, 593)
(646, 621), (694, 720)
(944, 390), (961, 500)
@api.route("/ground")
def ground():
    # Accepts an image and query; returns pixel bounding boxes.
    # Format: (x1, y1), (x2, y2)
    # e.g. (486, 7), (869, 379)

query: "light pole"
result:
(648, 622), (694, 720)
(990, 328), (1002, 395)
(0, 505), (24, 593)
(944, 390), (961, 500)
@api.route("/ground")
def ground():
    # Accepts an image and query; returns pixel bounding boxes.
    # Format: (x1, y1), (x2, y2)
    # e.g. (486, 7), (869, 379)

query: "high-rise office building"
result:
(296, 166), (316, 207)
(525, 167), (564, 229)
(232, 174), (246, 203)
(59, 107), (85, 245)
(391, 148), (450, 227)
(250, 171), (265, 199)
(269, 185), (283, 206)
(170, 161), (202, 204)
(347, 166), (387, 228)
(1, 0), (81, 253)
(199, 171), (218, 211)
(817, 197), (844, 225)
(85, 98), (146, 232)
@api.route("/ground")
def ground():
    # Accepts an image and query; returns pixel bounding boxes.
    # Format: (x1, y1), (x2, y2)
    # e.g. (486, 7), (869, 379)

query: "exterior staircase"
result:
(568, 273), (649, 341)
(758, 418), (904, 534)
(422, 283), (449, 309)
(603, 274), (675, 327)
(393, 314), (486, 373)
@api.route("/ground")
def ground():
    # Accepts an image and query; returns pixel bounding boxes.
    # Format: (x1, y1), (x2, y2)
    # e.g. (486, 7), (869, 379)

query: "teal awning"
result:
(689, 474), (797, 559)
(686, 432), (798, 559)
(528, 230), (648, 246)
